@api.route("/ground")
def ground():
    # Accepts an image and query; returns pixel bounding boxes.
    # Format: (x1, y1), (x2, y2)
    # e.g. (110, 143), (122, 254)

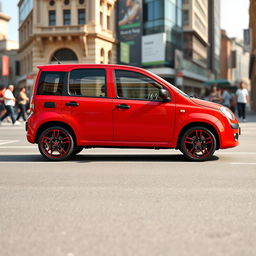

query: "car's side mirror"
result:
(159, 89), (171, 102)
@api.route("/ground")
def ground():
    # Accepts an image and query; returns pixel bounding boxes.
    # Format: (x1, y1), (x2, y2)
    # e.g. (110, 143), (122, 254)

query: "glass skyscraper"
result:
(143, 0), (183, 69)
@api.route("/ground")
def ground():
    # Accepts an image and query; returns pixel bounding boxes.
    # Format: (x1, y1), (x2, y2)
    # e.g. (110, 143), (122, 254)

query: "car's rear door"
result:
(61, 68), (113, 143)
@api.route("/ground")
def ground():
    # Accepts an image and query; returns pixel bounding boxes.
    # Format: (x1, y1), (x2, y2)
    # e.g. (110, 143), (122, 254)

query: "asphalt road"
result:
(0, 117), (256, 256)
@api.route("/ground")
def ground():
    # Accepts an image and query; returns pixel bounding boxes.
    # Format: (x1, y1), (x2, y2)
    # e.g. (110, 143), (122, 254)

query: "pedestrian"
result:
(203, 88), (211, 101)
(236, 81), (250, 122)
(16, 87), (29, 122)
(221, 88), (231, 108)
(209, 84), (221, 103)
(0, 85), (20, 125)
(0, 85), (6, 118)
(229, 88), (237, 114)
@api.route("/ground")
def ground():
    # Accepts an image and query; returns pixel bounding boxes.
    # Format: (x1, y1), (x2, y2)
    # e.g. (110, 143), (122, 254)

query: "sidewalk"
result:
(240, 112), (256, 123)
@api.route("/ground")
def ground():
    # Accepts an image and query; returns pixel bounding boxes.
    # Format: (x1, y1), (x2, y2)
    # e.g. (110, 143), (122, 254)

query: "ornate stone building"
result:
(18, 0), (117, 89)
(249, 0), (256, 111)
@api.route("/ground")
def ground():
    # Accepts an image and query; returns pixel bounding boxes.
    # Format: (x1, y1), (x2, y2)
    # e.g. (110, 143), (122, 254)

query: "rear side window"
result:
(69, 69), (106, 97)
(37, 71), (65, 95)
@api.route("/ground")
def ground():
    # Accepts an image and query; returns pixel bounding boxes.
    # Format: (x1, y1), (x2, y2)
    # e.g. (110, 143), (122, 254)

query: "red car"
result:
(26, 64), (240, 161)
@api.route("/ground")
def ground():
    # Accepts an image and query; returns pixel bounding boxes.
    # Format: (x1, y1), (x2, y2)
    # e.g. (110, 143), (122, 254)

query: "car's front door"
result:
(62, 68), (113, 143)
(113, 69), (175, 144)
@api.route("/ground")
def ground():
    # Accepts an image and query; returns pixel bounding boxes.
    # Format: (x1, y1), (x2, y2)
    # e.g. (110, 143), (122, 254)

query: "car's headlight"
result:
(220, 107), (234, 120)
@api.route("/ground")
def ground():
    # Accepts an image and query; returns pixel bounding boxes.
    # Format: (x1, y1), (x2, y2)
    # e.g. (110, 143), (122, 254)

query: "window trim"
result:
(67, 68), (109, 99)
(114, 69), (170, 102)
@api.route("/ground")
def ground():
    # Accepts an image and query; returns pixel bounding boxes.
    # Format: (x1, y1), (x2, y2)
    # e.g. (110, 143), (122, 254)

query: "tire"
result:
(38, 126), (74, 161)
(180, 126), (216, 161)
(71, 146), (83, 156)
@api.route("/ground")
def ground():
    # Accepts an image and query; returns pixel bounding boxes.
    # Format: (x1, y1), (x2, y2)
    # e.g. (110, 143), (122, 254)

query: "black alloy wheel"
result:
(180, 126), (217, 161)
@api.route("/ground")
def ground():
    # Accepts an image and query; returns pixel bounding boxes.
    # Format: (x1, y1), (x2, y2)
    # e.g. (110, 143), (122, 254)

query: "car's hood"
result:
(191, 98), (221, 110)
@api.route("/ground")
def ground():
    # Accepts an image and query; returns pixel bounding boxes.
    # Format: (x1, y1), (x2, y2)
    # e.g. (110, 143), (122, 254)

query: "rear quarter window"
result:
(37, 71), (65, 95)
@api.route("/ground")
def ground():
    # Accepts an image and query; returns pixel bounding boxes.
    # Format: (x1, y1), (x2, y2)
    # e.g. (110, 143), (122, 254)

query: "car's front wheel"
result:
(38, 126), (74, 161)
(180, 126), (217, 161)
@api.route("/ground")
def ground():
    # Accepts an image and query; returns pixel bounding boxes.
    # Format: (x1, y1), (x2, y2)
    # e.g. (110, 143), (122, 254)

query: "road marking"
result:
(0, 162), (56, 164)
(0, 127), (24, 130)
(0, 140), (19, 145)
(0, 146), (36, 149)
(231, 163), (256, 165)
(0, 152), (38, 155)
(218, 152), (256, 155)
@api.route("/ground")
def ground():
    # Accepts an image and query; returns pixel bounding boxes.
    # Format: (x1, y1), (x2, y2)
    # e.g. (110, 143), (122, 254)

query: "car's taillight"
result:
(30, 97), (35, 114)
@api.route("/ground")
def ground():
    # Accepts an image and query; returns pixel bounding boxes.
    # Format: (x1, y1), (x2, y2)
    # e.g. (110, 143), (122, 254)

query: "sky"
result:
(1, 0), (250, 42)
(220, 0), (250, 39)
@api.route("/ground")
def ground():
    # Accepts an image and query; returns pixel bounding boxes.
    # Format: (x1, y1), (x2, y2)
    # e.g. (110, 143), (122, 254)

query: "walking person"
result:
(209, 84), (221, 103)
(0, 85), (20, 126)
(16, 87), (29, 122)
(0, 85), (6, 118)
(221, 88), (231, 108)
(236, 81), (250, 122)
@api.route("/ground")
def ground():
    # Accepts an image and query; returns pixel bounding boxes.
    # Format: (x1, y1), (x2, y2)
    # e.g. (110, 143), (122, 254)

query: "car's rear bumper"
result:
(26, 115), (36, 144)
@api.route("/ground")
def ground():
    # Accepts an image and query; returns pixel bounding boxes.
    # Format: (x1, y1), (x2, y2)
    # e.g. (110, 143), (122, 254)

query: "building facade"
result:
(0, 2), (19, 86)
(221, 29), (250, 90)
(220, 29), (232, 81)
(249, 0), (256, 111)
(116, 0), (183, 86)
(208, 0), (220, 78)
(182, 0), (211, 96)
(18, 0), (117, 90)
(230, 38), (250, 86)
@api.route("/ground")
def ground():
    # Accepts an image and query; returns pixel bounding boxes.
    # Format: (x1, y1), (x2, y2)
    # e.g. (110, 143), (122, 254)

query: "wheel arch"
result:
(35, 121), (77, 145)
(176, 122), (220, 150)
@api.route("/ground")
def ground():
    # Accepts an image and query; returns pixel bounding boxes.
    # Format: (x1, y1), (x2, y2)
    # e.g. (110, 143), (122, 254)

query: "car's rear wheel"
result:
(180, 126), (216, 161)
(38, 126), (74, 161)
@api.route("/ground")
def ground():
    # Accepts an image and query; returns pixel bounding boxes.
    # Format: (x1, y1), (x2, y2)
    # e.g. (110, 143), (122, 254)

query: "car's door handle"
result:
(66, 101), (79, 107)
(116, 104), (130, 109)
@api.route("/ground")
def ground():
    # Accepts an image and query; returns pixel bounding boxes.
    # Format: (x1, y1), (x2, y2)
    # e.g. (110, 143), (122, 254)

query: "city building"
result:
(249, 0), (256, 111)
(0, 1), (19, 86)
(117, 0), (217, 97)
(182, 0), (211, 96)
(143, 0), (183, 85)
(221, 30), (250, 86)
(230, 38), (250, 86)
(208, 0), (220, 79)
(117, 0), (183, 87)
(220, 29), (232, 81)
(17, 0), (117, 91)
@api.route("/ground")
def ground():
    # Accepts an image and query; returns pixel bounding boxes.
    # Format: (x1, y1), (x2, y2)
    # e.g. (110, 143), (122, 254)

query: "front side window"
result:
(69, 69), (106, 97)
(37, 72), (65, 95)
(63, 10), (71, 25)
(49, 10), (56, 26)
(115, 70), (164, 101)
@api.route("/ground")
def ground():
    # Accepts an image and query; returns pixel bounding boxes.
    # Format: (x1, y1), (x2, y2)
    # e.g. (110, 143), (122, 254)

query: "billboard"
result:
(117, 0), (142, 66)
(142, 33), (166, 66)
(2, 56), (9, 76)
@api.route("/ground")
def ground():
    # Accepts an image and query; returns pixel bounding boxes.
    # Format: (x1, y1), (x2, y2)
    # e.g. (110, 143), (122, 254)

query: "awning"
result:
(204, 79), (231, 88)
